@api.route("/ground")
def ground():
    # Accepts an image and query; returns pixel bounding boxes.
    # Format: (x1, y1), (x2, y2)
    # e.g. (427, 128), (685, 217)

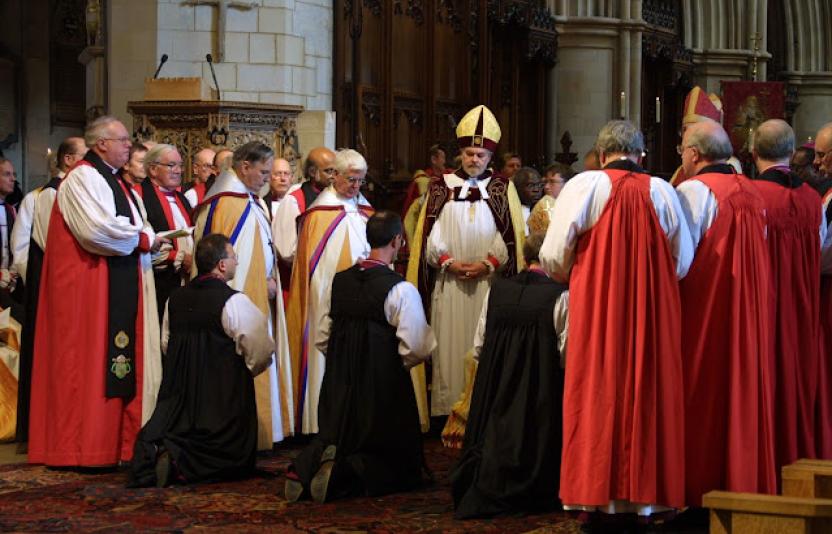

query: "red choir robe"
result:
(28, 153), (161, 466)
(816, 189), (832, 459)
(556, 161), (686, 511)
(753, 166), (823, 472)
(677, 165), (776, 505)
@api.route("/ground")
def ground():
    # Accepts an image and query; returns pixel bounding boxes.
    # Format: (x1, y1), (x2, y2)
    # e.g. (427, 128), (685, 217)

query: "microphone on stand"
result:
(206, 54), (221, 101)
(153, 54), (168, 79)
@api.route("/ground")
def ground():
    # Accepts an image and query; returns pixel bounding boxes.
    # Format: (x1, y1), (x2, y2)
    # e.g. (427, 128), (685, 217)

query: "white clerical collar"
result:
(458, 174), (490, 200)
(102, 159), (118, 174)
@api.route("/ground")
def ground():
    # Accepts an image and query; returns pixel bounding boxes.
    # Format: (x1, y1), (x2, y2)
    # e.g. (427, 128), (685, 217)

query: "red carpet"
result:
(0, 439), (585, 532)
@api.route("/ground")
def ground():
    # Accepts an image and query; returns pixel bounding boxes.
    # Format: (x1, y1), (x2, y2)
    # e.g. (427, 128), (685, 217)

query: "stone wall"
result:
(155, 0), (332, 109)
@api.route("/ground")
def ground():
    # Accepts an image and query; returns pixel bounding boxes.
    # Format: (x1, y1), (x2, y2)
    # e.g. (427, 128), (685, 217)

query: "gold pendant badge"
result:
(110, 354), (132, 379)
(114, 330), (129, 349)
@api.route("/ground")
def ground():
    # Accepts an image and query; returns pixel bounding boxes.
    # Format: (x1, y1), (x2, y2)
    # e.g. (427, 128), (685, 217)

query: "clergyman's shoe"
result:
(155, 450), (172, 488)
(284, 470), (304, 502)
(310, 445), (337, 504)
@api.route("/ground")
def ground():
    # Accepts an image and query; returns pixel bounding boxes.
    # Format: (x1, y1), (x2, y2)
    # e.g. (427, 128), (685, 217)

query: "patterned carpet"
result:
(0, 439), (587, 533)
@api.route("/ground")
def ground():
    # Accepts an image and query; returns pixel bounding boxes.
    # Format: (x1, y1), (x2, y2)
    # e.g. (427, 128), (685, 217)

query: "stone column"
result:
(786, 74), (832, 143)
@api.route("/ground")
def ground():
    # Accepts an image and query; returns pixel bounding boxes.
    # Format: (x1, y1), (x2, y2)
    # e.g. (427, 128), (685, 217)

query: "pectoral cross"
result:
(185, 0), (260, 63)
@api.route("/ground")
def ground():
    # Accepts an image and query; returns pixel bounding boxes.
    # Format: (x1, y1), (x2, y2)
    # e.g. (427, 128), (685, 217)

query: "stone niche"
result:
(127, 100), (303, 182)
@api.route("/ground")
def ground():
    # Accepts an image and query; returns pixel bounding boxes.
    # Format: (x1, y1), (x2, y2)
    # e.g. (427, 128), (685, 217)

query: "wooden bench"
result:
(782, 461), (832, 499)
(703, 491), (832, 533)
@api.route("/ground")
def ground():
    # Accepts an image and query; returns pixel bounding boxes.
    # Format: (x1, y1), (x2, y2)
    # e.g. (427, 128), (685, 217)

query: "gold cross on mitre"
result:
(185, 0), (260, 63)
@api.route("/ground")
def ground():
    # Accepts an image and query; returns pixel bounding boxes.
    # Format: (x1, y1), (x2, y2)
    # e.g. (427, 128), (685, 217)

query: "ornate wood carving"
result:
(555, 131), (578, 166)
(360, 91), (382, 126)
(334, 0), (557, 209)
(639, 0), (694, 176)
(436, 0), (463, 31)
(394, 0), (425, 25)
(363, 0), (382, 17)
(127, 101), (302, 182)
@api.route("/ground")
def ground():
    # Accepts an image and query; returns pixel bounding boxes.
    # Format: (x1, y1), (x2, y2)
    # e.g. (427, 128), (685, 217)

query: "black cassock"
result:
(291, 264), (424, 498)
(128, 277), (257, 487)
(451, 270), (566, 518)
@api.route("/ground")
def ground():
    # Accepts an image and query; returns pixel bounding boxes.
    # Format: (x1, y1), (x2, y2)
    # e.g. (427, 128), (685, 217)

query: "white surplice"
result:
(426, 173), (509, 416)
(539, 169), (694, 283)
(272, 185), (303, 264)
(151, 188), (194, 274)
(296, 186), (372, 434)
(57, 164), (162, 425)
(10, 190), (36, 282)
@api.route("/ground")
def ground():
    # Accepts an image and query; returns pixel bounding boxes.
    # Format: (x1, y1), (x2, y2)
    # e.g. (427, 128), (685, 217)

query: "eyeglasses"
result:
(152, 162), (183, 170)
(272, 171), (293, 177)
(102, 137), (132, 144)
(346, 177), (366, 185)
(320, 167), (337, 176)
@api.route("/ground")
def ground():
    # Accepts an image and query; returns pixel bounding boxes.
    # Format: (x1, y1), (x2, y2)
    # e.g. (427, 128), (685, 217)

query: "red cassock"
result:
(560, 169), (685, 510)
(754, 173), (822, 472)
(816, 191), (832, 459)
(27, 200), (145, 466)
(679, 171), (776, 506)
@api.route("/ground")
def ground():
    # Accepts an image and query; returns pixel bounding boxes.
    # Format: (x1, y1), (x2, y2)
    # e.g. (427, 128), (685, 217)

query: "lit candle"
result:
(620, 91), (626, 119)
(47, 147), (52, 172)
(655, 97), (661, 123)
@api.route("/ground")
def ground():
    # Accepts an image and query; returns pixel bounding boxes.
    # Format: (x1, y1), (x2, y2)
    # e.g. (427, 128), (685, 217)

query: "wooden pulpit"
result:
(128, 78), (303, 182)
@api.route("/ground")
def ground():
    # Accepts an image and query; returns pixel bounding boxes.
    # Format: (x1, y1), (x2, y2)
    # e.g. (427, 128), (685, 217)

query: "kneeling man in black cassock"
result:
(285, 210), (436, 503)
(128, 233), (274, 487)
(451, 231), (569, 518)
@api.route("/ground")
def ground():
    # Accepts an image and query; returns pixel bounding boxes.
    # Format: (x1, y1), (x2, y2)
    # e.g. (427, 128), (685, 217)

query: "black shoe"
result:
(284, 477), (304, 502)
(155, 450), (172, 488)
(310, 445), (337, 503)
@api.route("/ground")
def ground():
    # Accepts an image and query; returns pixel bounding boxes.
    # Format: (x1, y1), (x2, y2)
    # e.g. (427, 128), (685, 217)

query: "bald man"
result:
(273, 147), (336, 264)
(675, 119), (776, 505)
(183, 148), (216, 207)
(264, 158), (293, 219)
(752, 119), (828, 472)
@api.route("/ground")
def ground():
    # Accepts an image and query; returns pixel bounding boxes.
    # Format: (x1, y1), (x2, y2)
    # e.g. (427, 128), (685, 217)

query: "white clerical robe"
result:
(290, 186), (372, 434)
(32, 187), (57, 254)
(272, 186), (303, 264)
(539, 169), (694, 282)
(195, 171), (293, 444)
(162, 292), (274, 376)
(10, 190), (36, 282)
(151, 187), (194, 273)
(426, 173), (509, 416)
(315, 266), (437, 368)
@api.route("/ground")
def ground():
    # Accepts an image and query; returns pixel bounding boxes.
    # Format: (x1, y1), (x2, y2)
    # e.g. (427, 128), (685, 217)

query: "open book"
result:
(157, 226), (194, 240)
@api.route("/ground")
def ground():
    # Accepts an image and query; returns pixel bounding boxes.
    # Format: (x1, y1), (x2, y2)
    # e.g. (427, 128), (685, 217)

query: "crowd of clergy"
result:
(1, 85), (831, 530)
